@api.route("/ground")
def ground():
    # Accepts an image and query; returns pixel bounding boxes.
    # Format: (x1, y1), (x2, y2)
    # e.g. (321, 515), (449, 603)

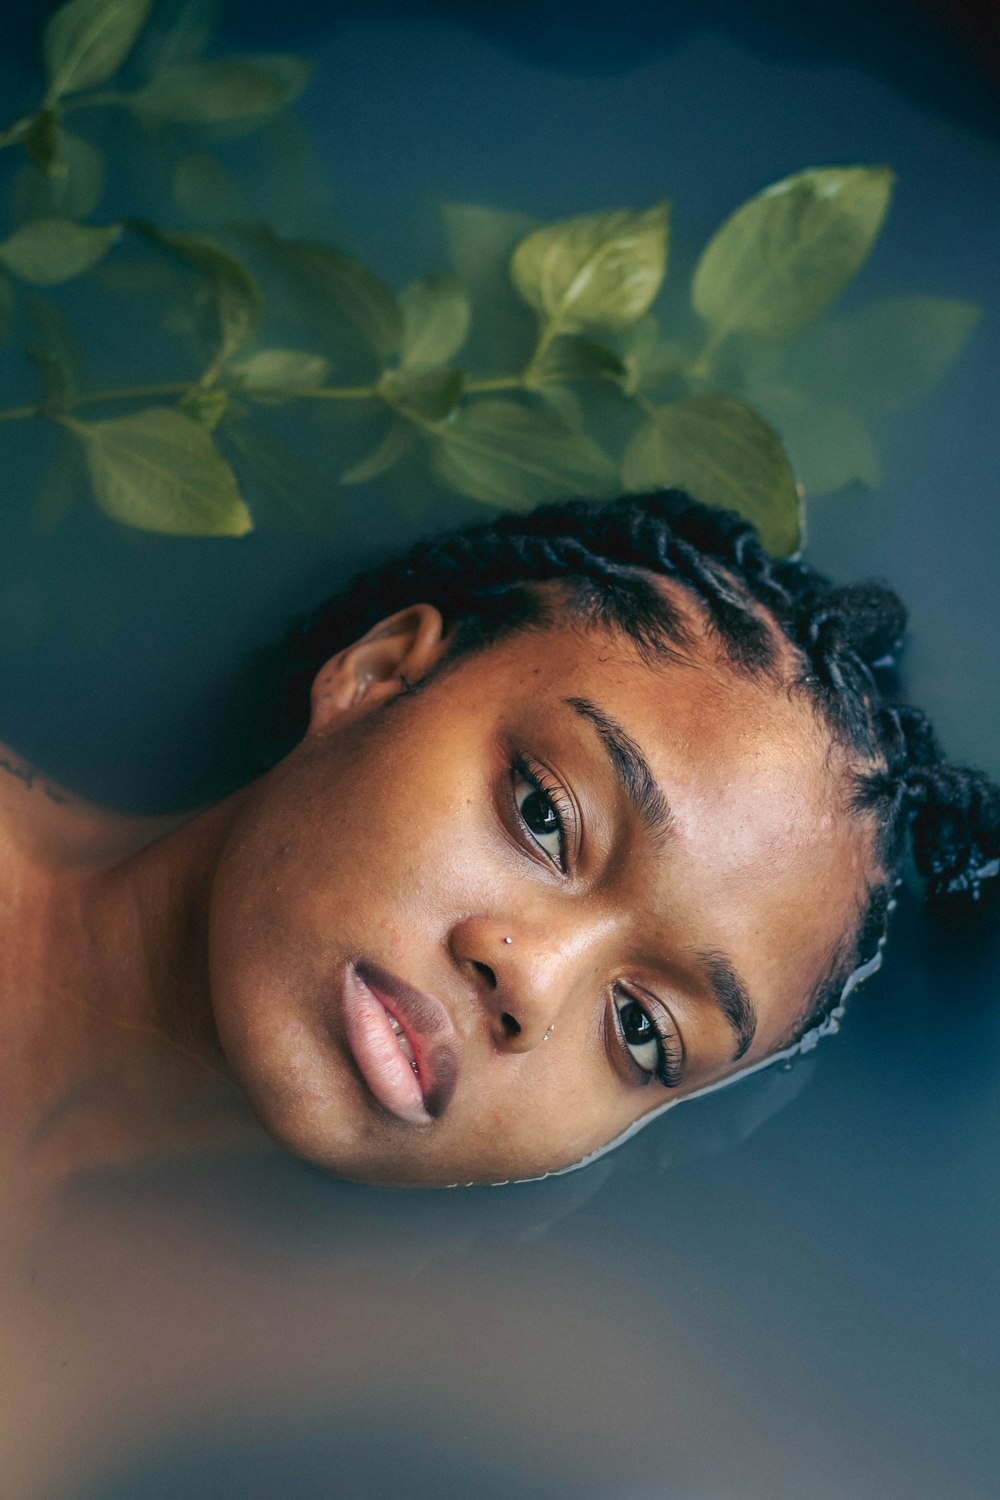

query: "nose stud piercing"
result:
(543, 1022), (555, 1041)
(503, 936), (512, 944)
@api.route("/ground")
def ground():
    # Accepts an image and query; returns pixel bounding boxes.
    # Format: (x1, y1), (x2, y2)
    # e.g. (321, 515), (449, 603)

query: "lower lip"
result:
(340, 965), (431, 1125)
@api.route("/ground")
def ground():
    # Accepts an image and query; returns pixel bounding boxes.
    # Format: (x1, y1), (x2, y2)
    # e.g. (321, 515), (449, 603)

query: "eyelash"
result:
(509, 756), (683, 1091)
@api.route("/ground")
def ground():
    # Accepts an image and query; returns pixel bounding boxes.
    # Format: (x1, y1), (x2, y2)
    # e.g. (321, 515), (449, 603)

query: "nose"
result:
(448, 914), (594, 1052)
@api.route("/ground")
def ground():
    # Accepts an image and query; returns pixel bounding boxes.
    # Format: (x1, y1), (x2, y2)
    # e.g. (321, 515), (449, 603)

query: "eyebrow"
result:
(563, 695), (673, 846)
(700, 950), (758, 1061)
(562, 694), (758, 1062)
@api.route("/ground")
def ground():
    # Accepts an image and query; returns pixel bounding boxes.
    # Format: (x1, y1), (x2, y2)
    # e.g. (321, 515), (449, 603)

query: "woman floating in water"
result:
(2, 490), (997, 1190)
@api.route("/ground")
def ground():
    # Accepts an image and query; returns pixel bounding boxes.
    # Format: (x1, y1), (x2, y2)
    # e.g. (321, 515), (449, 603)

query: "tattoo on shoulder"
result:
(0, 753), (71, 806)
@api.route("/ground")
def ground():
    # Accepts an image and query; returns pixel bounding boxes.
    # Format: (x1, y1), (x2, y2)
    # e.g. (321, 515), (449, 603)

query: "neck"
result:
(3, 786), (263, 1196)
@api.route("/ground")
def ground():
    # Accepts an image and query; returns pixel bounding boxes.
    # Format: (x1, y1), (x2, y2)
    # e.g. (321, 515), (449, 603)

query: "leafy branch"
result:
(0, 0), (982, 550)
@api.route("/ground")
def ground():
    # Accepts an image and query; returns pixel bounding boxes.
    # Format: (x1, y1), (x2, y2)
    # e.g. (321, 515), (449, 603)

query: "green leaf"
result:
(0, 269), (14, 341)
(62, 406), (251, 535)
(177, 386), (229, 431)
(621, 393), (800, 554)
(245, 226), (402, 361)
(433, 398), (617, 511)
(27, 297), (87, 402)
(747, 387), (880, 496)
(22, 109), (60, 174)
(0, 218), (117, 284)
(782, 295), (982, 413)
(229, 347), (331, 399)
(443, 203), (538, 290)
(222, 422), (334, 532)
(341, 419), (415, 485)
(172, 150), (247, 224)
(44, 0), (154, 99)
(511, 202), (670, 336)
(400, 274), (470, 368)
(128, 222), (263, 359)
(615, 313), (686, 395)
(692, 166), (893, 344)
(14, 128), (106, 223)
(129, 55), (313, 124)
(378, 366), (465, 424)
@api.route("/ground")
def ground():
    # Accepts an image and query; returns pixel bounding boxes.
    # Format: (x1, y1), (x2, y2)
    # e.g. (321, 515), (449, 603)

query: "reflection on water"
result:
(1, 3), (998, 1498)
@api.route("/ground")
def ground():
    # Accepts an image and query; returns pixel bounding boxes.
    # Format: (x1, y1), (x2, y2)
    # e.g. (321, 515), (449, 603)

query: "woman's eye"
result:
(513, 768), (565, 864)
(614, 993), (663, 1076)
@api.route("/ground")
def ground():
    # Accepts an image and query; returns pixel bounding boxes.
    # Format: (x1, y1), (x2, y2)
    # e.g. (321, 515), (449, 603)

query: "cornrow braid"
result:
(279, 488), (999, 1041)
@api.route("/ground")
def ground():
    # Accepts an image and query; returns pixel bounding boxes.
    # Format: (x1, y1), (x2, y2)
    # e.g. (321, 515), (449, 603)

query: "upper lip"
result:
(355, 959), (461, 1118)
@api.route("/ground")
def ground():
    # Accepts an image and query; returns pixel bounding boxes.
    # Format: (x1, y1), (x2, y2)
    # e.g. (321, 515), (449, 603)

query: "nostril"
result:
(472, 960), (496, 987)
(500, 1012), (522, 1038)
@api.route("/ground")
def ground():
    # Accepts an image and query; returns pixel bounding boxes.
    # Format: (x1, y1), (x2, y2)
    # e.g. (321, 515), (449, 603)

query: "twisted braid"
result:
(279, 488), (999, 1036)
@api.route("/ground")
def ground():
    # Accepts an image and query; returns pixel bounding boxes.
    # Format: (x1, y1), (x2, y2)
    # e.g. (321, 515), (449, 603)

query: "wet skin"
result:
(207, 594), (874, 1185)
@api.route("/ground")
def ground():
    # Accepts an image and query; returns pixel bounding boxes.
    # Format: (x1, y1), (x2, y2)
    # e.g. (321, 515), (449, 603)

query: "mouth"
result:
(340, 960), (461, 1125)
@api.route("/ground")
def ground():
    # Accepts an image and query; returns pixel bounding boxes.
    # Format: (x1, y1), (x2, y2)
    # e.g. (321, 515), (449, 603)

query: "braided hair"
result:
(283, 488), (1000, 1044)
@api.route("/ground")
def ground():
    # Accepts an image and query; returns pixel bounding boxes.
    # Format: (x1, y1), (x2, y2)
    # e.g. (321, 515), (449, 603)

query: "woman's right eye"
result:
(512, 763), (568, 868)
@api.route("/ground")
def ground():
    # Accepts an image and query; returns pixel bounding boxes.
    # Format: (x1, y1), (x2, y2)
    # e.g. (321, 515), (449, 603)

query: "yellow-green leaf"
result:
(433, 399), (617, 511)
(0, 218), (117, 284)
(621, 393), (800, 554)
(130, 55), (313, 124)
(400, 274), (470, 368)
(230, 347), (331, 399)
(511, 202), (670, 336)
(129, 222), (263, 359)
(341, 420), (415, 485)
(378, 367), (465, 424)
(63, 406), (251, 535)
(44, 0), (153, 99)
(533, 334), (627, 384)
(692, 166), (893, 343)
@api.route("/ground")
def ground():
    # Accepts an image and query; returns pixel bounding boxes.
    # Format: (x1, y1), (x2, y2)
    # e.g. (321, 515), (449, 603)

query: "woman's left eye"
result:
(512, 763), (567, 867)
(614, 993), (662, 1075)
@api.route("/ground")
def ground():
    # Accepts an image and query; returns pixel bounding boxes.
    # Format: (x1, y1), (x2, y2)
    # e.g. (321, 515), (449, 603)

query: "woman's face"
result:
(207, 595), (872, 1185)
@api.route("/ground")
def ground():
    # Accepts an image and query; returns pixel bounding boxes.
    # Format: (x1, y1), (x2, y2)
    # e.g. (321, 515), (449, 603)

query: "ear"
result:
(307, 604), (448, 735)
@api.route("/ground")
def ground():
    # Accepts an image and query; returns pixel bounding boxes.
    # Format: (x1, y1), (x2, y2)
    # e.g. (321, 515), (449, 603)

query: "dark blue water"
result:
(2, 5), (998, 1498)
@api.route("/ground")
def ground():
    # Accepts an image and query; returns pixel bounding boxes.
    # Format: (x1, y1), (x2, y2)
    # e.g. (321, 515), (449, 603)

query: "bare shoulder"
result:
(0, 740), (187, 867)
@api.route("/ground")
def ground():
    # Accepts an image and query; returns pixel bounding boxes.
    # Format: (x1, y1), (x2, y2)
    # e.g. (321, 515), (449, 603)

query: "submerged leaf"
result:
(0, 269), (14, 340)
(399, 274), (470, 368)
(245, 226), (402, 361)
(748, 387), (880, 496)
(340, 420), (415, 485)
(378, 367), (465, 424)
(783, 295), (982, 413)
(62, 406), (251, 535)
(441, 202), (540, 368)
(533, 335), (627, 384)
(0, 218), (117, 284)
(511, 203), (670, 336)
(44, 0), (153, 98)
(130, 54), (313, 124)
(27, 297), (87, 402)
(621, 393), (800, 554)
(22, 109), (60, 174)
(128, 222), (263, 359)
(692, 166), (894, 343)
(433, 398), (617, 511)
(223, 422), (335, 531)
(14, 128), (106, 223)
(229, 347), (331, 399)
(172, 151), (246, 223)
(177, 386), (229, 431)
